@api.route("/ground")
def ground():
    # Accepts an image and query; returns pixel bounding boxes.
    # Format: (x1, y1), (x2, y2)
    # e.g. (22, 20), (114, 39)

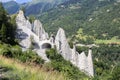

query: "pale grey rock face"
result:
(55, 28), (94, 77)
(87, 49), (94, 76)
(26, 20), (32, 29)
(33, 20), (48, 40)
(55, 28), (72, 61)
(70, 45), (78, 66)
(71, 48), (94, 77)
(16, 10), (32, 30)
(16, 10), (32, 49)
(78, 52), (88, 72)
(16, 10), (94, 76)
(16, 10), (25, 23)
(16, 10), (50, 62)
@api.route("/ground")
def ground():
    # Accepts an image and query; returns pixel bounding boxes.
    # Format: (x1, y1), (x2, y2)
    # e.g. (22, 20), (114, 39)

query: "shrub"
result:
(0, 44), (13, 57)
(46, 48), (88, 80)
(46, 48), (63, 61)
(17, 50), (44, 64)
(0, 44), (44, 65)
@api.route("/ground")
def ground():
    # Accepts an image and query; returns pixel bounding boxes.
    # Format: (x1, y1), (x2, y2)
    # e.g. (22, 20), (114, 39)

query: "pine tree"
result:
(0, 3), (16, 44)
(0, 3), (7, 28)
(1, 23), (7, 42)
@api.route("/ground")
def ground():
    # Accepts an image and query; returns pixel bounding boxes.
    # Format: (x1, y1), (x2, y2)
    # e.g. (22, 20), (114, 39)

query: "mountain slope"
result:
(2, 1), (20, 14)
(2, 0), (69, 15)
(24, 0), (69, 15)
(38, 0), (120, 40)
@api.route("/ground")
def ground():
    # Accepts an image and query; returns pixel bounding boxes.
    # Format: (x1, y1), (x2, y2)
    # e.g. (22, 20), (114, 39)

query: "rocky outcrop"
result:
(87, 49), (94, 76)
(71, 45), (78, 66)
(16, 10), (94, 76)
(33, 20), (48, 40)
(78, 52), (88, 72)
(55, 28), (94, 77)
(16, 10), (32, 30)
(16, 10), (50, 62)
(55, 28), (72, 61)
(16, 10), (32, 49)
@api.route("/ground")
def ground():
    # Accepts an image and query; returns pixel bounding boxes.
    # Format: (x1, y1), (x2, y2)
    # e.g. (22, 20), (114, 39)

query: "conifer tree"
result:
(0, 3), (16, 44)
(0, 3), (7, 27)
(1, 23), (7, 42)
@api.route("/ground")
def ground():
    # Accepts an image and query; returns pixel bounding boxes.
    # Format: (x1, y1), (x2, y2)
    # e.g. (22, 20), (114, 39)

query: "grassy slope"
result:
(95, 38), (120, 44)
(0, 56), (67, 80)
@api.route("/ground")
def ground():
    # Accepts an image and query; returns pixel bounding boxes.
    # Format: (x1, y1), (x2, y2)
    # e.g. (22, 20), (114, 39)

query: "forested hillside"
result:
(2, 1), (20, 14)
(76, 44), (120, 80)
(2, 0), (69, 15)
(24, 0), (69, 15)
(39, 0), (120, 42)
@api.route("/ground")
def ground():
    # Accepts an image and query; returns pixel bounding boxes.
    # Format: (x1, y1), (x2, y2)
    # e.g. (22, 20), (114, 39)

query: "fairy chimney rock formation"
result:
(16, 10), (50, 62)
(33, 20), (48, 40)
(55, 28), (94, 77)
(55, 28), (72, 61)
(78, 52), (88, 70)
(16, 10), (94, 76)
(16, 10), (32, 30)
(87, 49), (94, 76)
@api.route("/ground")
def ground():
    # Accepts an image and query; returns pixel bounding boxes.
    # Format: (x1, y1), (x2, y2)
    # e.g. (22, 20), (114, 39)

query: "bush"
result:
(76, 46), (89, 53)
(92, 44), (120, 79)
(0, 44), (44, 65)
(110, 65), (120, 80)
(46, 48), (88, 80)
(0, 44), (13, 57)
(46, 48), (63, 61)
(18, 50), (44, 64)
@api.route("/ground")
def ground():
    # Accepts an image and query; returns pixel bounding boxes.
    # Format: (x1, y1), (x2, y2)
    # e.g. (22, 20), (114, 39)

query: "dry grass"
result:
(0, 56), (67, 80)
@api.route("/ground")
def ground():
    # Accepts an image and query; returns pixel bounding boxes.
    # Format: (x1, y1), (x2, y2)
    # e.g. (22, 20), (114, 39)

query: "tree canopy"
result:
(0, 3), (16, 44)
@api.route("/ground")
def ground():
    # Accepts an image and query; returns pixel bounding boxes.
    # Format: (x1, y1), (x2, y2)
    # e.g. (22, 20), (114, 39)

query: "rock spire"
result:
(16, 10), (94, 76)
(55, 28), (94, 77)
(33, 20), (48, 40)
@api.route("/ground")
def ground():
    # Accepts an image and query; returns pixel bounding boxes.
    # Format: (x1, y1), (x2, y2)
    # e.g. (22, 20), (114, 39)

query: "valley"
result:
(0, 0), (120, 80)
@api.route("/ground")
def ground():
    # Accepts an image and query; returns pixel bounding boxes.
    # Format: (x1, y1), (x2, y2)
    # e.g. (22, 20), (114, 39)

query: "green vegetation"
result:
(95, 36), (120, 44)
(39, 0), (120, 44)
(2, 1), (20, 14)
(74, 28), (95, 44)
(76, 44), (120, 80)
(0, 44), (44, 64)
(0, 1), (120, 80)
(0, 3), (67, 80)
(0, 44), (119, 80)
(46, 48), (89, 80)
(0, 3), (16, 45)
(93, 44), (120, 80)
(29, 15), (35, 23)
(0, 56), (66, 80)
